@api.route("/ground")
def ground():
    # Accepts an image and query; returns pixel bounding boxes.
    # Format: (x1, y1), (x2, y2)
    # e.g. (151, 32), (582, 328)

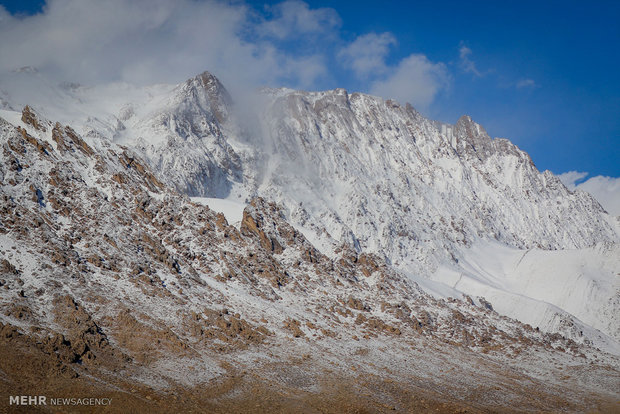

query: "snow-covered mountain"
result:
(7, 70), (616, 347)
(251, 87), (620, 352)
(1, 69), (619, 410)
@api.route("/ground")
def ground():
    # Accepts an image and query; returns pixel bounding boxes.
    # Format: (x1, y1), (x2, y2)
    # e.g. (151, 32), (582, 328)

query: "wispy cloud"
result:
(458, 43), (482, 77)
(258, 0), (341, 40)
(370, 54), (450, 111)
(459, 42), (538, 90)
(337, 32), (396, 78)
(516, 78), (537, 89)
(558, 171), (620, 215)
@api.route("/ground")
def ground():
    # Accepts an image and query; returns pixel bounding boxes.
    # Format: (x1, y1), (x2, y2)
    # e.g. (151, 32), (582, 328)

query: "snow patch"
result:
(190, 197), (246, 229)
(431, 240), (620, 353)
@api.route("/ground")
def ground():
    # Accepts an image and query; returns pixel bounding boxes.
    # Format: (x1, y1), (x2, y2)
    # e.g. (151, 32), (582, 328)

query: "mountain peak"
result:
(179, 71), (233, 124)
(194, 71), (225, 91)
(454, 114), (495, 159)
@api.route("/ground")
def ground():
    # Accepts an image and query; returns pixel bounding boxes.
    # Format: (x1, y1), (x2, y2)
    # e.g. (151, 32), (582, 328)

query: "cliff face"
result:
(263, 88), (614, 252)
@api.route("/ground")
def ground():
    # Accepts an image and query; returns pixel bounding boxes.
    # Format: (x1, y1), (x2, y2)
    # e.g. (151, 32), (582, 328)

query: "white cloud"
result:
(459, 44), (482, 77)
(516, 79), (537, 89)
(259, 0), (340, 39)
(0, 0), (335, 91)
(0, 0), (452, 110)
(558, 171), (620, 216)
(557, 171), (589, 189)
(337, 33), (449, 110)
(370, 54), (450, 110)
(576, 176), (620, 216)
(337, 32), (396, 78)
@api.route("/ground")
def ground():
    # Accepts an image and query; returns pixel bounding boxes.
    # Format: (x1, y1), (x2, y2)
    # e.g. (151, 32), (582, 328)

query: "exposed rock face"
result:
(21, 105), (46, 132)
(240, 200), (285, 254)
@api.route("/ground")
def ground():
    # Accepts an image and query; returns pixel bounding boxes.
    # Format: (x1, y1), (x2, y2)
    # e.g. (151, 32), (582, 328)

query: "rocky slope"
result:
(1, 107), (619, 412)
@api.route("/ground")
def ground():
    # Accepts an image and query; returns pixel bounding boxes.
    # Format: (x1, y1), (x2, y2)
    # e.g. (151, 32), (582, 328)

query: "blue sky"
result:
(1, 0), (619, 179)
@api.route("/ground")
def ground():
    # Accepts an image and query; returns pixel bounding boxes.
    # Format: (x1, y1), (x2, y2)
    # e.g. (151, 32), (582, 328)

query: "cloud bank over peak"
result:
(0, 0), (455, 112)
(559, 171), (620, 216)
(0, 0), (341, 93)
